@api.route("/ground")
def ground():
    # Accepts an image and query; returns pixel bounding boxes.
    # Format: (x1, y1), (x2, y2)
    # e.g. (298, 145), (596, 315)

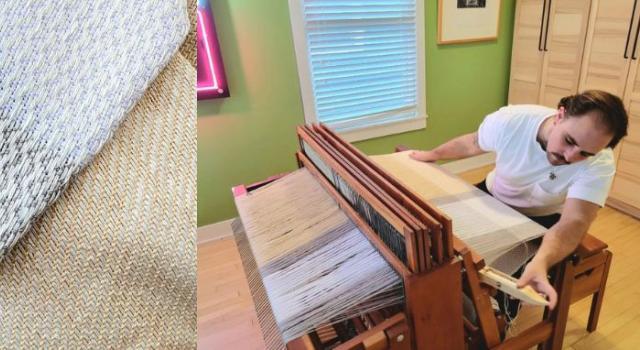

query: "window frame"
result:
(288, 0), (427, 142)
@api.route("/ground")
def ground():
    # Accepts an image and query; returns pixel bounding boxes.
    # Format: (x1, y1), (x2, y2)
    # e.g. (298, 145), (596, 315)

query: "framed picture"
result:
(437, 0), (501, 44)
(197, 0), (230, 99)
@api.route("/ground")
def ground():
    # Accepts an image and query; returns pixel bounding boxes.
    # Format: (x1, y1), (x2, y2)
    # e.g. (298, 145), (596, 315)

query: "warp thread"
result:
(235, 169), (404, 344)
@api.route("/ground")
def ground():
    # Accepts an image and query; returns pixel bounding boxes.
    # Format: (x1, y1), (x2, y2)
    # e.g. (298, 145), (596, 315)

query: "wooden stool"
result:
(542, 233), (612, 349)
(571, 233), (612, 331)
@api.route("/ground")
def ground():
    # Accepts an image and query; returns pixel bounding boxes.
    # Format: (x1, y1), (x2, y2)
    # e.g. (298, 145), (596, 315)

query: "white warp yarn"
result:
(235, 169), (404, 342)
(0, 1), (189, 259)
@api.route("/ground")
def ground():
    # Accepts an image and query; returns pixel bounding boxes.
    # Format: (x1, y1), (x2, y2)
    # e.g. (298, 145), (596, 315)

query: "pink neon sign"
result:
(197, 0), (229, 99)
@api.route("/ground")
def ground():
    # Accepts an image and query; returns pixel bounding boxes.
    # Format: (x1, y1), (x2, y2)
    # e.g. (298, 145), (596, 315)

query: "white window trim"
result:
(288, 0), (427, 142)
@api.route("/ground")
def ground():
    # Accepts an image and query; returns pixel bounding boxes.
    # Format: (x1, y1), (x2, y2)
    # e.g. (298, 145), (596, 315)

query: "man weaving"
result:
(409, 90), (628, 315)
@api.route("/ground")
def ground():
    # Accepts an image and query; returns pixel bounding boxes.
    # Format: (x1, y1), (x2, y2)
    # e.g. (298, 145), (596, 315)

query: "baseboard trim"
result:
(606, 197), (640, 219)
(197, 218), (235, 245)
(441, 152), (496, 175)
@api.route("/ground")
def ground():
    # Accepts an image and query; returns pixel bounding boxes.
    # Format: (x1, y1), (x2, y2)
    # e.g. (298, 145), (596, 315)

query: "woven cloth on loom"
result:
(0, 0), (189, 259)
(235, 168), (404, 345)
(0, 4), (196, 348)
(371, 151), (546, 274)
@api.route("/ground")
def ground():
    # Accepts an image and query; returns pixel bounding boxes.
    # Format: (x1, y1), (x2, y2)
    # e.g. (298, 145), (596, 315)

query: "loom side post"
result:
(460, 249), (501, 348)
(404, 259), (465, 350)
(540, 259), (574, 350)
(287, 335), (315, 350)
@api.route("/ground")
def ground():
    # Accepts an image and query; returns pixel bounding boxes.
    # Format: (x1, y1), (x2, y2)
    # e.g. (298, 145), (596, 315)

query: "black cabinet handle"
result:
(543, 0), (553, 51)
(625, 0), (638, 58)
(538, 0), (547, 51)
(633, 7), (640, 59)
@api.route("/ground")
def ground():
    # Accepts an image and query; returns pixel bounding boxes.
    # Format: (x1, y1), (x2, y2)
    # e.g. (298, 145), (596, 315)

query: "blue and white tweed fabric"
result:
(0, 1), (189, 259)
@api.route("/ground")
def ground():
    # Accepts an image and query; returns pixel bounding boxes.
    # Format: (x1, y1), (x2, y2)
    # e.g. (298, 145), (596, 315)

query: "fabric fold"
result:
(0, 52), (196, 348)
(0, 0), (189, 259)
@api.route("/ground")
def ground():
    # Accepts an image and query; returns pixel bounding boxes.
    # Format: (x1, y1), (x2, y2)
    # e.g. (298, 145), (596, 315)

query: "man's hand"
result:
(517, 198), (598, 310)
(409, 150), (439, 162)
(517, 259), (558, 309)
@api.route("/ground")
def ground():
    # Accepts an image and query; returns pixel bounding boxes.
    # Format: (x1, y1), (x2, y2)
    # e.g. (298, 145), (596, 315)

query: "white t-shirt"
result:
(477, 105), (616, 217)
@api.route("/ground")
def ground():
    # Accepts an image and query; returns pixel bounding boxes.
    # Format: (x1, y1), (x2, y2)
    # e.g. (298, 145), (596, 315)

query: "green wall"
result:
(198, 0), (516, 226)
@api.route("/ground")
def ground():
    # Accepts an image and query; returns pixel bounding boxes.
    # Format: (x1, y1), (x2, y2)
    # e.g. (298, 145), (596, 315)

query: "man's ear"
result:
(554, 106), (566, 123)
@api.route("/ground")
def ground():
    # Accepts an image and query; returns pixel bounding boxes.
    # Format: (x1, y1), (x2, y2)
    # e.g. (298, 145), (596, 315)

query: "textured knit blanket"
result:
(0, 0), (189, 259)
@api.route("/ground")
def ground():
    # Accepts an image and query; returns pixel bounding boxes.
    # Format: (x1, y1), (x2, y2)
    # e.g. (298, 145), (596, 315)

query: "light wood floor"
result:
(198, 238), (266, 349)
(198, 165), (640, 349)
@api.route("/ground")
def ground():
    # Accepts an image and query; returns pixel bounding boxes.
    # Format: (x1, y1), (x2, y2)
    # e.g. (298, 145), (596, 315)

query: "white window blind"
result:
(289, 0), (426, 141)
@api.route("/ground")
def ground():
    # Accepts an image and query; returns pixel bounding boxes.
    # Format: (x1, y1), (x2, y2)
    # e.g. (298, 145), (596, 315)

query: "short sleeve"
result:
(477, 107), (511, 152)
(567, 152), (616, 207)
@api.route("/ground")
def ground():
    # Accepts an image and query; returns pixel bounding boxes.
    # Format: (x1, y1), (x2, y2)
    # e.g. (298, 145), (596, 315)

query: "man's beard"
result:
(547, 152), (568, 165)
(539, 137), (568, 165)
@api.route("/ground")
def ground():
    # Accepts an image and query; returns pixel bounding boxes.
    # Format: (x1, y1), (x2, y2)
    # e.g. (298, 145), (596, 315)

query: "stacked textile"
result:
(0, 0), (189, 257)
(0, 0), (197, 347)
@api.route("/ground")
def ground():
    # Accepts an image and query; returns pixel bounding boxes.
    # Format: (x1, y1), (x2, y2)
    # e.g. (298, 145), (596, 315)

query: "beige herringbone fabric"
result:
(181, 0), (197, 68)
(0, 52), (196, 348)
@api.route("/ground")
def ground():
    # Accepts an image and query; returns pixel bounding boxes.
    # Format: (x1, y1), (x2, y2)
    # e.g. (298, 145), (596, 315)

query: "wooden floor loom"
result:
(233, 124), (613, 350)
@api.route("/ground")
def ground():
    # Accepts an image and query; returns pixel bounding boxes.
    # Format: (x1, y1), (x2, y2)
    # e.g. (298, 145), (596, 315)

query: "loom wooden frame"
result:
(297, 126), (497, 348)
(297, 127), (422, 273)
(313, 126), (434, 269)
(295, 150), (464, 349)
(232, 124), (613, 349)
(296, 125), (464, 348)
(315, 124), (449, 267)
(303, 125), (432, 271)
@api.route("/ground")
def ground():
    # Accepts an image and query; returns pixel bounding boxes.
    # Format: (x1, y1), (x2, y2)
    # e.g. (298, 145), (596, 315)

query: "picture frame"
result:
(197, 0), (230, 100)
(437, 0), (501, 45)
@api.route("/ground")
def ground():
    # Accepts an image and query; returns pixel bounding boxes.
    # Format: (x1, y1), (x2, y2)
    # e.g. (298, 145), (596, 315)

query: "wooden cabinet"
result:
(577, 0), (640, 216)
(610, 38), (640, 216)
(538, 0), (592, 107)
(609, 141), (640, 215)
(509, 0), (640, 216)
(508, 0), (547, 104)
(579, 0), (639, 96)
(508, 0), (592, 107)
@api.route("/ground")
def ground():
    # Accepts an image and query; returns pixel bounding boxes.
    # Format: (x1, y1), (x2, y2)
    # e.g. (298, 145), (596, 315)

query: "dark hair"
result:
(558, 90), (628, 148)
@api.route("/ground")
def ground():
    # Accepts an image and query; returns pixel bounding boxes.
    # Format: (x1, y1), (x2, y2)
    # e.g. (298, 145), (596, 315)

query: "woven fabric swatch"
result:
(0, 51), (196, 348)
(371, 151), (546, 274)
(181, 0), (198, 68)
(0, 0), (189, 259)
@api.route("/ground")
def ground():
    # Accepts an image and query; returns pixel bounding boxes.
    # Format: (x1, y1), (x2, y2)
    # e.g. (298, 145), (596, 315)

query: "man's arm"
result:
(517, 198), (600, 309)
(409, 132), (486, 162)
